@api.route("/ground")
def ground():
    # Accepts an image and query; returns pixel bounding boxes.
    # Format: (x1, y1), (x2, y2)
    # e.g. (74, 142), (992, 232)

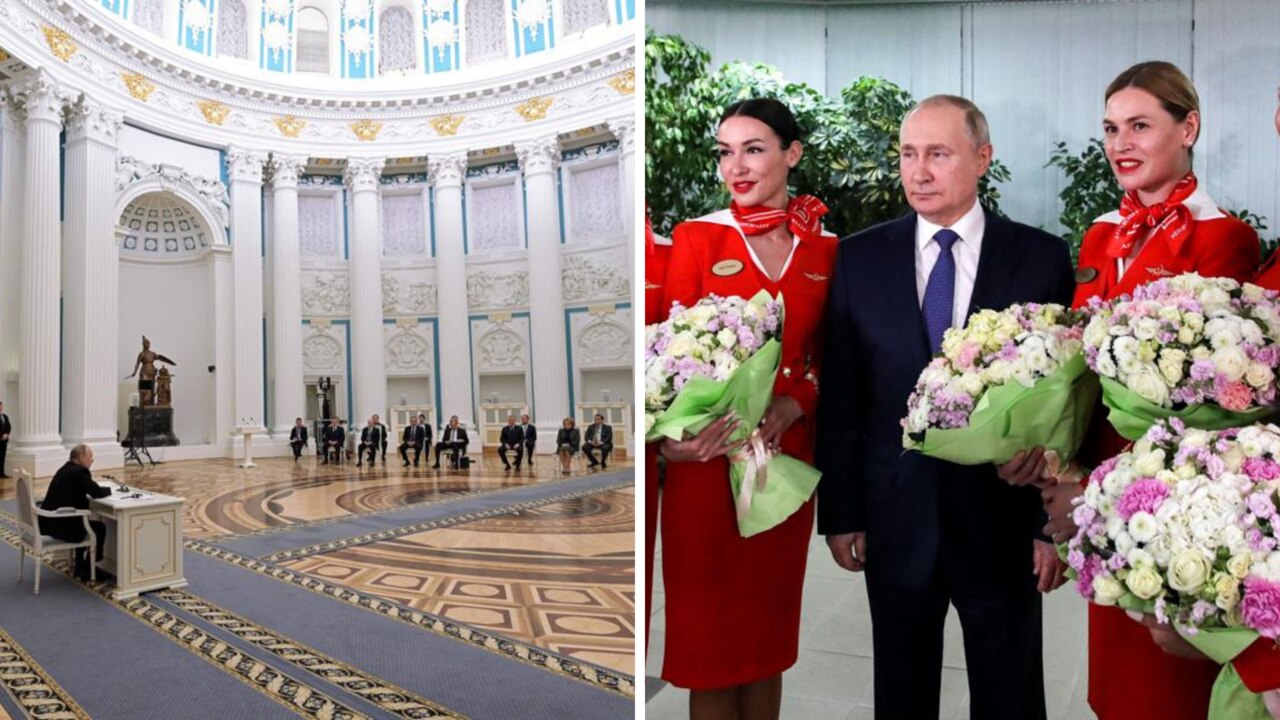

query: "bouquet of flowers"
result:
(645, 291), (820, 537)
(1082, 273), (1280, 440)
(901, 302), (1098, 464)
(1065, 419), (1280, 719)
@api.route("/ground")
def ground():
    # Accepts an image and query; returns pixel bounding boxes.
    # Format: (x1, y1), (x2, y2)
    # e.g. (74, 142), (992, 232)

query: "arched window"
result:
(217, 0), (249, 58)
(562, 0), (608, 35)
(296, 6), (330, 73)
(465, 0), (507, 65)
(378, 5), (416, 73)
(132, 0), (164, 36)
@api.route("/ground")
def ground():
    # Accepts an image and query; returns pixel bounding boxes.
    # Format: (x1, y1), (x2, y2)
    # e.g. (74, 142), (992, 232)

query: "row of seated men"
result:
(285, 413), (535, 470)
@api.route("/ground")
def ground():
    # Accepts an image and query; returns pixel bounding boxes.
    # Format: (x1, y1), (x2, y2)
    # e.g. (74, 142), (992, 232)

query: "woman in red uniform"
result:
(659, 98), (837, 719)
(1045, 61), (1265, 720)
(1254, 83), (1280, 289)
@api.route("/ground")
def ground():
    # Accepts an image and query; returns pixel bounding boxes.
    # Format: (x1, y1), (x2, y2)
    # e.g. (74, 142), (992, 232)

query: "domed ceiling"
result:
(119, 192), (213, 258)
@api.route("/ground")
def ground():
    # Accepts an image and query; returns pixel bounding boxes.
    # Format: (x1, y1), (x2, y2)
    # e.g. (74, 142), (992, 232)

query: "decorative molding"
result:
(301, 272), (351, 315)
(196, 99), (230, 125)
(514, 96), (554, 122)
(225, 147), (268, 183)
(382, 270), (438, 314)
(577, 319), (630, 366)
(467, 268), (529, 308)
(515, 136), (561, 176)
(561, 251), (629, 303)
(350, 119), (383, 142)
(303, 332), (344, 371)
(9, 70), (72, 124)
(606, 69), (634, 95)
(560, 139), (619, 164)
(116, 155), (230, 228)
(386, 330), (430, 371)
(120, 72), (157, 101)
(477, 326), (526, 369)
(270, 154), (309, 187)
(429, 114), (464, 136)
(344, 157), (386, 193)
(275, 115), (306, 138)
(605, 116), (634, 152)
(428, 152), (468, 188)
(41, 25), (77, 62)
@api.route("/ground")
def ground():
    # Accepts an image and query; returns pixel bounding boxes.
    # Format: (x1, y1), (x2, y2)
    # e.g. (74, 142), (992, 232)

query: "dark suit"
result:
(434, 425), (468, 468)
(521, 423), (537, 464)
(288, 425), (308, 459)
(583, 423), (613, 467)
(323, 425), (345, 463)
(815, 209), (1073, 720)
(400, 424), (428, 465)
(39, 461), (110, 576)
(499, 425), (525, 469)
(358, 425), (383, 465)
(0, 411), (10, 476)
(556, 427), (580, 454)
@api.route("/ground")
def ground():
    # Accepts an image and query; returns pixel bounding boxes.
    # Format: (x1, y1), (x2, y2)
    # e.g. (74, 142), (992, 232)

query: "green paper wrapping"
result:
(646, 324), (821, 538)
(906, 353), (1100, 466)
(1099, 377), (1279, 441)
(1181, 628), (1272, 720)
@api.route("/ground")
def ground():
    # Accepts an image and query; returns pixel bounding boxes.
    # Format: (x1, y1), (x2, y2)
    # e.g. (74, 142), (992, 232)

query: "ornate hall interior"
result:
(0, 0), (636, 716)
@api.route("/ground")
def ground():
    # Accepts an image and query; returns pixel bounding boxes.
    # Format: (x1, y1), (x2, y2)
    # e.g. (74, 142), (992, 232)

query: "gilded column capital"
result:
(427, 151), (468, 189)
(515, 136), (561, 177)
(343, 156), (386, 193)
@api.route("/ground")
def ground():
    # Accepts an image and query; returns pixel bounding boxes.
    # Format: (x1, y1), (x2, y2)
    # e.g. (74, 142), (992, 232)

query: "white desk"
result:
(90, 484), (187, 599)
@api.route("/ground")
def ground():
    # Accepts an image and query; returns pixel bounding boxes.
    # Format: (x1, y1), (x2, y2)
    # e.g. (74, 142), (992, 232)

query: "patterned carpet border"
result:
(0, 627), (90, 720)
(258, 477), (635, 563)
(210, 470), (629, 543)
(151, 588), (466, 720)
(0, 525), (367, 720)
(185, 539), (637, 700)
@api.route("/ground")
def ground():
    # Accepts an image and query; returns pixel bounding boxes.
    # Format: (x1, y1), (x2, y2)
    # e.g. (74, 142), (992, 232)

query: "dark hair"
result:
(1106, 61), (1199, 151)
(720, 98), (802, 149)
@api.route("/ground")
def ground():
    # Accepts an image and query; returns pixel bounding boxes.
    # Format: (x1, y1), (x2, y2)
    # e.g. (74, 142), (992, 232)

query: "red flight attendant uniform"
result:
(644, 225), (672, 656)
(660, 208), (836, 690)
(1073, 183), (1270, 719)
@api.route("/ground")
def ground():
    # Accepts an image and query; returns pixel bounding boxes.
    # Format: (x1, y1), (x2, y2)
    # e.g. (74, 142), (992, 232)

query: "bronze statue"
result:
(126, 336), (177, 407)
(155, 365), (172, 407)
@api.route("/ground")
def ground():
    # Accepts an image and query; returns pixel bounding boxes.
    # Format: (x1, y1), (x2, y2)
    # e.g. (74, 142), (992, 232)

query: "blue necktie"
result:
(923, 229), (960, 353)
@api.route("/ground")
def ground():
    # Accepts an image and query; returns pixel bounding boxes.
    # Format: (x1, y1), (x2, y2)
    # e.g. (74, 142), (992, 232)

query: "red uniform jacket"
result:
(644, 235), (671, 656)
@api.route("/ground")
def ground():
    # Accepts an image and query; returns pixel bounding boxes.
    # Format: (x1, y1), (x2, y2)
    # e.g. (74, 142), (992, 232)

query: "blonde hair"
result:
(1106, 61), (1200, 147)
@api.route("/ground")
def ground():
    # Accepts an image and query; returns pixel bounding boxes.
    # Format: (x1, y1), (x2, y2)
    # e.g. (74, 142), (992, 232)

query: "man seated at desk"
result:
(40, 444), (110, 579)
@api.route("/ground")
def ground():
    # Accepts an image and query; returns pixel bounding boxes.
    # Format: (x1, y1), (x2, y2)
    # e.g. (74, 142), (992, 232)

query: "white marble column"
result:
(269, 153), (308, 436)
(344, 157), (387, 423)
(227, 147), (269, 438)
(0, 97), (26, 436)
(428, 152), (473, 434)
(210, 245), (235, 443)
(606, 116), (636, 239)
(62, 94), (125, 469)
(10, 71), (73, 476)
(516, 136), (570, 436)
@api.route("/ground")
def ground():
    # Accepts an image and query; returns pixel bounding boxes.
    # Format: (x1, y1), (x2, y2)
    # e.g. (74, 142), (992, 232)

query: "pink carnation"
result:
(1115, 478), (1170, 521)
(955, 342), (981, 370)
(1218, 380), (1254, 412)
(1245, 458), (1280, 482)
(1241, 577), (1280, 638)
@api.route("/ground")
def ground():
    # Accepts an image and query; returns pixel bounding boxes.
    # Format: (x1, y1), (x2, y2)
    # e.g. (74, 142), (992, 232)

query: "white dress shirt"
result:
(915, 200), (986, 331)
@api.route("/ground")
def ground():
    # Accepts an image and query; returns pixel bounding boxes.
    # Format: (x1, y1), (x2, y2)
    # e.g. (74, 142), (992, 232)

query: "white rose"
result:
(960, 372), (985, 397)
(1216, 574), (1242, 610)
(1247, 362), (1275, 390)
(1158, 348), (1187, 386)
(1177, 326), (1198, 345)
(667, 331), (697, 358)
(715, 327), (738, 350)
(1092, 575), (1125, 606)
(1191, 346), (1213, 362)
(1182, 430), (1211, 449)
(1128, 547), (1156, 569)
(1228, 553), (1254, 579)
(1129, 363), (1171, 407)
(1213, 346), (1250, 382)
(1221, 444), (1246, 473)
(1244, 283), (1266, 301)
(1185, 312), (1206, 333)
(1128, 511), (1159, 543)
(1133, 317), (1161, 341)
(1133, 450), (1166, 477)
(1126, 565), (1165, 600)
(1114, 531), (1136, 555)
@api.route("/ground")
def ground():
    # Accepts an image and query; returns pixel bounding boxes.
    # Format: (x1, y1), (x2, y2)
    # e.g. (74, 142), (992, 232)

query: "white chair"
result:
(14, 470), (97, 593)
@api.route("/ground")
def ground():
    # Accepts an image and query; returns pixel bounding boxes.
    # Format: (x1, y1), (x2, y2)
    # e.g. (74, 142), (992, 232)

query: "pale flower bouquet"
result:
(1066, 419), (1280, 719)
(1082, 273), (1280, 440)
(901, 302), (1098, 464)
(645, 291), (820, 537)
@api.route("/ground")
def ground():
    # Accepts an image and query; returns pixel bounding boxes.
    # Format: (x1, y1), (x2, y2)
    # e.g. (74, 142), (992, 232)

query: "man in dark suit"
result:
(583, 414), (613, 469)
(375, 414), (389, 463)
(498, 415), (524, 470)
(520, 413), (536, 468)
(323, 420), (345, 463)
(40, 444), (111, 579)
(433, 415), (468, 469)
(417, 414), (433, 457)
(399, 415), (428, 467)
(815, 95), (1074, 720)
(357, 416), (383, 467)
(288, 417), (308, 460)
(0, 400), (9, 478)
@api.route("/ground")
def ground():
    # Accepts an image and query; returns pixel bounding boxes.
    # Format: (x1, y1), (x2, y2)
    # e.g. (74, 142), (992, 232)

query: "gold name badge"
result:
(712, 259), (744, 277)
(1075, 267), (1098, 283)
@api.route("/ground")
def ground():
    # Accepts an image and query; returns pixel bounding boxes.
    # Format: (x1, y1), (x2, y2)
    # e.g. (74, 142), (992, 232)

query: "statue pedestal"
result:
(127, 407), (180, 447)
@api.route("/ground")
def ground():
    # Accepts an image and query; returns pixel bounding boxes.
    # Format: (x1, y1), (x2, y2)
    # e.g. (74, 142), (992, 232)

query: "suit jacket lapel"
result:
(966, 209), (1020, 318)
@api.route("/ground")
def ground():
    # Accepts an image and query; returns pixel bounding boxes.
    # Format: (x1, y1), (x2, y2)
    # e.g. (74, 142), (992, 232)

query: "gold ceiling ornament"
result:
(514, 96), (553, 122)
(196, 99), (230, 125)
(429, 114), (464, 137)
(606, 69), (635, 95)
(120, 72), (157, 101)
(41, 26), (78, 62)
(0, 49), (10, 62)
(350, 119), (383, 141)
(275, 115), (306, 137)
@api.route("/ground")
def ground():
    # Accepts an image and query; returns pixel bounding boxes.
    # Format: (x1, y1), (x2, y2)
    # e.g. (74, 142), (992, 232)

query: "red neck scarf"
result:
(1107, 173), (1198, 259)
(730, 195), (829, 243)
